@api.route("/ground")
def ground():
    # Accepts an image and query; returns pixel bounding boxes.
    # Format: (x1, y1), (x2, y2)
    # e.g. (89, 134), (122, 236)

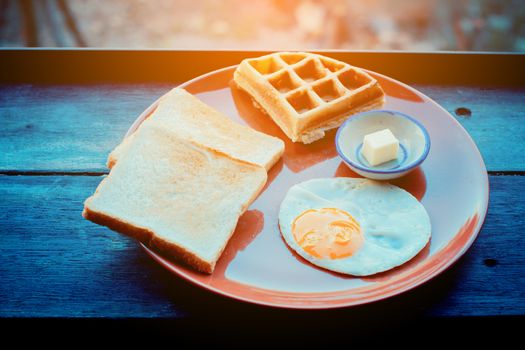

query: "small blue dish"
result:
(335, 110), (431, 180)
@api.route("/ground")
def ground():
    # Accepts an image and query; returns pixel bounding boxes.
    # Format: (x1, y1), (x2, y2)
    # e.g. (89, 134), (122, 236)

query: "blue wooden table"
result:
(0, 50), (523, 342)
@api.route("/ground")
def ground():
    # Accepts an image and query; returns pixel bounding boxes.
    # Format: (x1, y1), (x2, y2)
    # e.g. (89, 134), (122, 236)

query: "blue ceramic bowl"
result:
(335, 110), (431, 180)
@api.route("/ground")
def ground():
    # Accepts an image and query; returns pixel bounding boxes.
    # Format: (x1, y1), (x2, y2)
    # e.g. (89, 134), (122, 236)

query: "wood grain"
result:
(420, 85), (525, 172)
(1, 50), (524, 86)
(0, 175), (523, 318)
(0, 84), (171, 173)
(0, 84), (524, 172)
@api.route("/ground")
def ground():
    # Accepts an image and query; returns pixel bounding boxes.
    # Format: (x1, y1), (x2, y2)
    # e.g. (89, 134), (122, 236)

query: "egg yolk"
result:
(292, 208), (364, 260)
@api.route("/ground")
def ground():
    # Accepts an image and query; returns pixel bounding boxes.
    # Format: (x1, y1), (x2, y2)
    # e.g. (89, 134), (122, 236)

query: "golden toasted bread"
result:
(84, 123), (267, 274)
(108, 87), (284, 171)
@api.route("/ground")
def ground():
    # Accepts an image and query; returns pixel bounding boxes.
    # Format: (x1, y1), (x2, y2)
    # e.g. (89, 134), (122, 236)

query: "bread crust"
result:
(84, 135), (268, 275)
(84, 159), (266, 275)
(83, 206), (214, 273)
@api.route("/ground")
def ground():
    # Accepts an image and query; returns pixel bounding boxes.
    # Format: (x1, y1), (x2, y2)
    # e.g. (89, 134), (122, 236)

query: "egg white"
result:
(279, 178), (431, 276)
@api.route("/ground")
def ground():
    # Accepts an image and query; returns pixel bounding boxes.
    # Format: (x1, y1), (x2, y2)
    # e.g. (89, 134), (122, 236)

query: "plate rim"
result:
(129, 64), (489, 309)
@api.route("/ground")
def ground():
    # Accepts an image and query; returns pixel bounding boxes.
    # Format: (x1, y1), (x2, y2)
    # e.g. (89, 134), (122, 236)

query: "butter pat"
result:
(361, 129), (399, 166)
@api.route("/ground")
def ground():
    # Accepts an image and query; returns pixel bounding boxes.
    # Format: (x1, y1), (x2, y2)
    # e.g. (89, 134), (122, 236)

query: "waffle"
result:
(233, 52), (385, 144)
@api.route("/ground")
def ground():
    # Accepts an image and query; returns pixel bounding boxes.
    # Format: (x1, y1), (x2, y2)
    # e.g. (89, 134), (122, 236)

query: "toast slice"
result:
(233, 52), (385, 144)
(107, 87), (284, 171)
(84, 123), (267, 274)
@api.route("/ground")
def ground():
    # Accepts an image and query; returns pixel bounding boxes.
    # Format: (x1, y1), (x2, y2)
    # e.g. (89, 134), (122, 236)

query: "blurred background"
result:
(1, 0), (524, 51)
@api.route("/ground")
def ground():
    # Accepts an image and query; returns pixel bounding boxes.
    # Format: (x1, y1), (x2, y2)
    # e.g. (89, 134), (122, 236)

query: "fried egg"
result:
(279, 178), (431, 276)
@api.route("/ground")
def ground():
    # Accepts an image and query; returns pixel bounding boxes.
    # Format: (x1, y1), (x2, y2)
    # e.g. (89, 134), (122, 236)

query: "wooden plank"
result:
(0, 84), (171, 173)
(416, 85), (525, 172)
(1, 50), (524, 86)
(0, 84), (523, 172)
(426, 174), (525, 316)
(0, 174), (186, 318)
(0, 175), (523, 318)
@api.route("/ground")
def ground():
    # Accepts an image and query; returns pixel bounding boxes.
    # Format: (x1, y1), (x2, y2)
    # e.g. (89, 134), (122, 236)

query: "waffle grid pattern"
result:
(246, 53), (375, 117)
